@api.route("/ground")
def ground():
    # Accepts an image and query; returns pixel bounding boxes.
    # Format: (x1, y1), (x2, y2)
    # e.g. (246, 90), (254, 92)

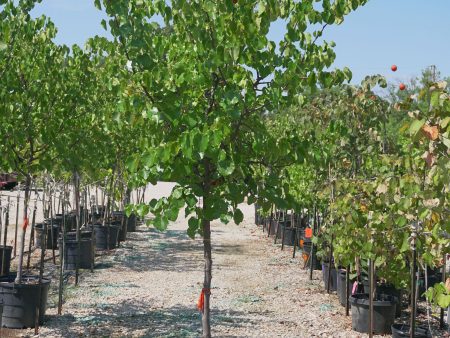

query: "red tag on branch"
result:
(22, 217), (29, 231)
(197, 288), (211, 313)
(305, 227), (313, 238)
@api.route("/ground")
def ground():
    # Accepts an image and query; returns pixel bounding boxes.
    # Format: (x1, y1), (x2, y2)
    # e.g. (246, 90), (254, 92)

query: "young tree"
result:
(97, 1), (368, 336)
(0, 0), (77, 282)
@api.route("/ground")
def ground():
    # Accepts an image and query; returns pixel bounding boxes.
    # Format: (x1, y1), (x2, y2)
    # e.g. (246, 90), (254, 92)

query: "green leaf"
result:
(153, 215), (169, 231)
(220, 213), (232, 224)
(342, 67), (352, 83)
(166, 207), (179, 222)
(136, 204), (150, 217)
(430, 91), (440, 108)
(437, 294), (450, 308)
(218, 158), (235, 176)
(94, 0), (102, 10)
(409, 119), (425, 137)
(443, 136), (450, 149)
(171, 187), (183, 199)
(188, 217), (199, 229)
(233, 209), (244, 224)
(400, 232), (410, 253)
(0, 42), (7, 51)
(187, 217), (200, 238)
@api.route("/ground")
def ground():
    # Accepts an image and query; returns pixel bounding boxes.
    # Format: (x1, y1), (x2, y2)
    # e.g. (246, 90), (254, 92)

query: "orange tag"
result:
(305, 228), (313, 238)
(22, 217), (29, 231)
(302, 253), (308, 263)
(299, 239), (304, 248)
(197, 288), (211, 313)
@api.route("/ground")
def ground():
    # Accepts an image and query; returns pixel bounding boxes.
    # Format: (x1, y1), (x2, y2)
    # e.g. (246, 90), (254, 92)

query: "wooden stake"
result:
(309, 205), (317, 281)
(440, 254), (446, 328)
(369, 258), (374, 338)
(326, 236), (334, 294)
(0, 197), (3, 249)
(90, 200), (95, 272)
(281, 210), (288, 250)
(274, 210), (281, 244)
(58, 190), (65, 315)
(49, 194), (56, 265)
(73, 172), (81, 285)
(26, 198), (37, 270)
(0, 197), (9, 275)
(42, 178), (47, 218)
(34, 202), (48, 335)
(13, 189), (20, 257)
(410, 222), (418, 338)
(345, 266), (350, 316)
(15, 175), (32, 284)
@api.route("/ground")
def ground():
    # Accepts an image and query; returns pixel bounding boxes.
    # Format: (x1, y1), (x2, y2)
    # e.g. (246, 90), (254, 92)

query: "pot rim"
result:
(350, 293), (397, 306)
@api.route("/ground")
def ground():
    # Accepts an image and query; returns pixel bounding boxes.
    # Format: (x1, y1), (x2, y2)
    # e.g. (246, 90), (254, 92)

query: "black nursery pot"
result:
(34, 223), (59, 249)
(302, 242), (321, 270)
(89, 212), (103, 225)
(261, 217), (268, 231)
(127, 213), (137, 232)
(336, 269), (353, 307)
(362, 281), (402, 318)
(322, 262), (337, 292)
(377, 284), (403, 318)
(63, 230), (93, 241)
(65, 212), (78, 231)
(0, 246), (12, 276)
(89, 224), (120, 250)
(111, 211), (127, 242)
(268, 220), (278, 236)
(349, 293), (397, 334)
(281, 223), (296, 246)
(111, 211), (125, 223)
(51, 214), (64, 225)
(115, 220), (127, 242)
(391, 324), (431, 338)
(0, 274), (51, 329)
(58, 237), (94, 270)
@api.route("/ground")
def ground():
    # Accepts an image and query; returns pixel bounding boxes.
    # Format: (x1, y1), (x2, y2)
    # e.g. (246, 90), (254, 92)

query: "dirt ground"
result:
(0, 183), (447, 337)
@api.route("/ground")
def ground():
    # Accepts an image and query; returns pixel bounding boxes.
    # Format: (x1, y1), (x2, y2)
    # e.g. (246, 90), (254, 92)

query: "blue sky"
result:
(30, 0), (450, 85)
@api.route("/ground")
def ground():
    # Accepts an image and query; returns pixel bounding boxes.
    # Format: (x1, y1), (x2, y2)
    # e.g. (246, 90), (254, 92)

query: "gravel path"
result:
(13, 201), (374, 338)
(2, 184), (448, 337)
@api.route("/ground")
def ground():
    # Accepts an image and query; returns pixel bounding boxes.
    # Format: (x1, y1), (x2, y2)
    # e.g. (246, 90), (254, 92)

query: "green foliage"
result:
(98, 0), (369, 235)
(424, 282), (450, 308)
(276, 72), (449, 290)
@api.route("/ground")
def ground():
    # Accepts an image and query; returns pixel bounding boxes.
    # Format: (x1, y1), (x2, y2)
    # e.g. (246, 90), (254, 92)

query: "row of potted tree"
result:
(260, 71), (449, 336)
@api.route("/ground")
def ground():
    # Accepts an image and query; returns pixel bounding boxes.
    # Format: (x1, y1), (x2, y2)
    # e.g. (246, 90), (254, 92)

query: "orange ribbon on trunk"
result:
(197, 288), (211, 312)
(22, 217), (29, 231)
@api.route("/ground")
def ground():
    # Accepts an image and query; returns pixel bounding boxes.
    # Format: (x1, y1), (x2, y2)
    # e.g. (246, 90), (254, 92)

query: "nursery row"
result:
(0, 184), (145, 334)
(1, 1), (448, 337)
(255, 206), (446, 337)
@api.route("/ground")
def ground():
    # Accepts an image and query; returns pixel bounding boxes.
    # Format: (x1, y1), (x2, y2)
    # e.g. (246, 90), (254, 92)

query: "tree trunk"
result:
(201, 159), (212, 338)
(15, 174), (31, 284)
(73, 172), (81, 285)
(201, 215), (212, 338)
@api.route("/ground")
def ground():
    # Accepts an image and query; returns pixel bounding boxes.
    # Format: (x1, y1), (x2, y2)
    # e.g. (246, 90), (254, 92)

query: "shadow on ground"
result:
(108, 228), (246, 274)
(42, 301), (255, 338)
